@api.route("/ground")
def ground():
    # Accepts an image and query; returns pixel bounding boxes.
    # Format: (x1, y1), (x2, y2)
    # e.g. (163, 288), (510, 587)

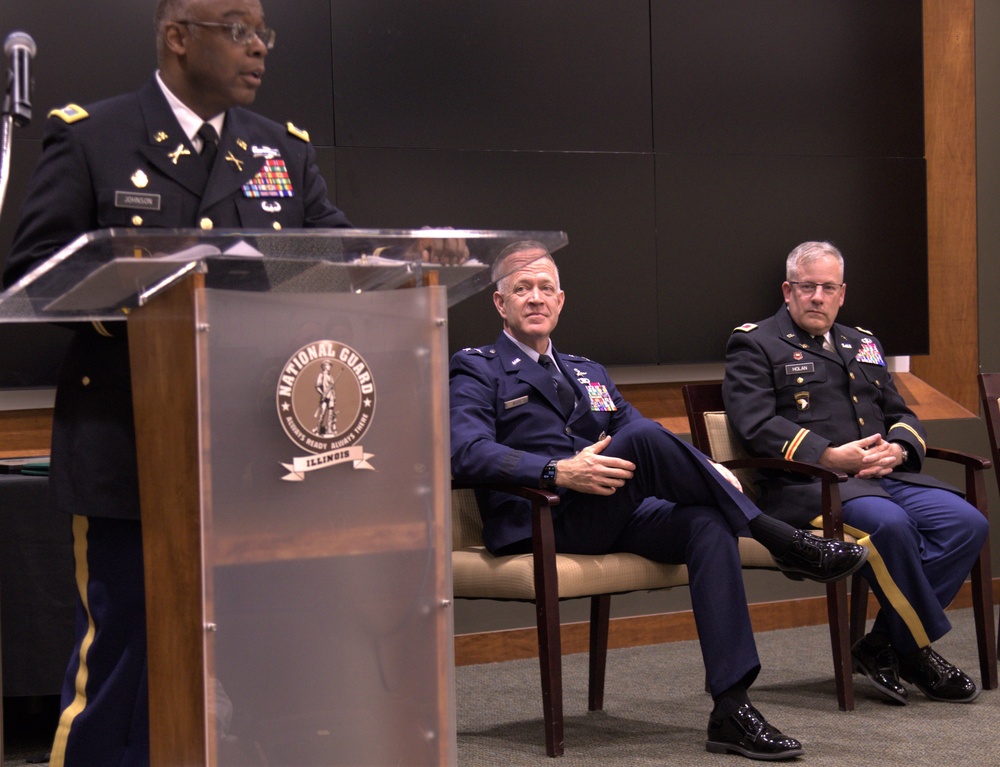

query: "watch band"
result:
(541, 459), (558, 489)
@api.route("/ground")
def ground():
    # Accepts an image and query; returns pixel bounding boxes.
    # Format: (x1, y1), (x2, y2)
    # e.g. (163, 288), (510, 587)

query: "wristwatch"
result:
(898, 445), (909, 466)
(541, 459), (559, 490)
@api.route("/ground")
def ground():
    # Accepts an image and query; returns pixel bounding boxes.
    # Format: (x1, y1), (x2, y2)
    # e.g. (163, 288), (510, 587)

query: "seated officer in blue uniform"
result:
(449, 241), (869, 761)
(724, 240), (988, 705)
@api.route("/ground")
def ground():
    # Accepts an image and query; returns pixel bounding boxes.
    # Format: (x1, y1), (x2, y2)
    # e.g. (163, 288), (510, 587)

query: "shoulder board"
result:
(733, 323), (758, 333)
(460, 346), (495, 357)
(855, 326), (873, 335)
(49, 104), (89, 124)
(286, 122), (310, 142)
(562, 353), (593, 362)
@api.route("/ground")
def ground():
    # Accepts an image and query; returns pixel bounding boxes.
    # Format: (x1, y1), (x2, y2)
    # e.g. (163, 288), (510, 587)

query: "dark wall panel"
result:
(0, 1), (928, 387)
(331, 0), (653, 151)
(652, 0), (924, 157)
(656, 153), (928, 363)
(0, 2), (156, 144)
(332, 147), (658, 362)
(250, 0), (335, 146)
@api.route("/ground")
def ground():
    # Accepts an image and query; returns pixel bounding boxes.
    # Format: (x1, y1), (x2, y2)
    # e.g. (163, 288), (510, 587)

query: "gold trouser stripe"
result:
(90, 320), (113, 337)
(49, 516), (97, 767)
(841, 520), (931, 648)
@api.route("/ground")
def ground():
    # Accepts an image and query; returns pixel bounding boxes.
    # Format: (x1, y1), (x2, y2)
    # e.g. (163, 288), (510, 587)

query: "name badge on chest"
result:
(115, 191), (161, 211)
(785, 362), (815, 375)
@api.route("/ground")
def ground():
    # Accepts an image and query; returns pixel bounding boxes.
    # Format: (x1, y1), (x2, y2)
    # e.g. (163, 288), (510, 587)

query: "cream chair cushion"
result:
(451, 487), (689, 600)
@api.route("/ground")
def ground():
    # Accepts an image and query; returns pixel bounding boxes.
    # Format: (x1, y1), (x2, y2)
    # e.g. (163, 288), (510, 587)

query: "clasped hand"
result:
(820, 433), (903, 478)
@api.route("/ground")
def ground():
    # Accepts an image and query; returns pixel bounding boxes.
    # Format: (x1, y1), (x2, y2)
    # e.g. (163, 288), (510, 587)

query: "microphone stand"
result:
(1, 30), (34, 222)
(0, 106), (13, 220)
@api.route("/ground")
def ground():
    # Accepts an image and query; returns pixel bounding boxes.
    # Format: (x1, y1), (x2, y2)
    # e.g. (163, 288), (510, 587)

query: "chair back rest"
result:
(683, 382), (759, 500)
(452, 487), (486, 550)
(978, 373), (1000, 496)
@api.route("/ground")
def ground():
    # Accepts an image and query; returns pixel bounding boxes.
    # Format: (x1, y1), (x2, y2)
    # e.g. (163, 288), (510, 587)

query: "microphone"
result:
(4, 31), (36, 127)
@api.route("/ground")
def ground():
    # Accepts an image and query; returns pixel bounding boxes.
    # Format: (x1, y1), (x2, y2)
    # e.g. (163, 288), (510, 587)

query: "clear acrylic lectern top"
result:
(0, 227), (568, 322)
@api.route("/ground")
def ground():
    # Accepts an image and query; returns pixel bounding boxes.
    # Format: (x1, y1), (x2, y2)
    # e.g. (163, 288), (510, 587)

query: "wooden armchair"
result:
(682, 382), (857, 710)
(451, 483), (690, 757)
(686, 381), (997, 706)
(976, 372), (1000, 659)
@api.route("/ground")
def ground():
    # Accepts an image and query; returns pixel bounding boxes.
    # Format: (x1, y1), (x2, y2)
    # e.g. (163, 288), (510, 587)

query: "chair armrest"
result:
(721, 457), (848, 483)
(925, 447), (992, 471)
(924, 448), (991, 518)
(718, 458), (848, 538)
(450, 481), (562, 606)
(451, 481), (560, 507)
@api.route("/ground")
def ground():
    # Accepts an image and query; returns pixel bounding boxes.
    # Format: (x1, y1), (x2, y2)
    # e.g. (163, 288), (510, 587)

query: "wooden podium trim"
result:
(129, 273), (213, 767)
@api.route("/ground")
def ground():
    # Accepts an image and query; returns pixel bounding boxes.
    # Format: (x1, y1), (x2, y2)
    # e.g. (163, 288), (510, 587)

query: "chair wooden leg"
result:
(535, 572), (564, 755)
(826, 578), (855, 711)
(849, 572), (869, 647)
(970, 546), (998, 689)
(588, 595), (610, 711)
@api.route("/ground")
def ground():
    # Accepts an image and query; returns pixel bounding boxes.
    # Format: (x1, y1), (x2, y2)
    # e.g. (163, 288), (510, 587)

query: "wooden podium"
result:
(0, 227), (567, 766)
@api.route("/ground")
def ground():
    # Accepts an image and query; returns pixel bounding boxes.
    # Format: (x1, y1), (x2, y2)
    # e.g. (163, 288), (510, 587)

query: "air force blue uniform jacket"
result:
(450, 332), (641, 552)
(450, 331), (765, 695)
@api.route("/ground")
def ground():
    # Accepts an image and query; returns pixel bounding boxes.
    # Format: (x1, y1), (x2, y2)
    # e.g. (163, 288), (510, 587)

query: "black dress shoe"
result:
(706, 704), (804, 761)
(898, 646), (980, 703)
(772, 530), (868, 583)
(851, 634), (907, 704)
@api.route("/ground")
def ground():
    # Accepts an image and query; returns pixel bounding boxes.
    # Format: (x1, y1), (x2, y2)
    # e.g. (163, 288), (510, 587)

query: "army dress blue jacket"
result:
(722, 306), (956, 527)
(3, 77), (351, 521)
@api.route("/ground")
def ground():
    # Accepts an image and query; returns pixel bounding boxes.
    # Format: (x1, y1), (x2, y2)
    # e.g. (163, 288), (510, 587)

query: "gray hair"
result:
(492, 240), (560, 294)
(786, 241), (845, 281)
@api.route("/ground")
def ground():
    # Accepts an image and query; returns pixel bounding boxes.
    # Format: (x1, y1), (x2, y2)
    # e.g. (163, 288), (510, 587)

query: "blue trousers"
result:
(50, 515), (149, 767)
(841, 478), (989, 655)
(547, 420), (762, 697)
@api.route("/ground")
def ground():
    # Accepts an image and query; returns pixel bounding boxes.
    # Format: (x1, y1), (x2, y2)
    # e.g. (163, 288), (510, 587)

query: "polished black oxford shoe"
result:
(772, 530), (868, 583)
(851, 633), (907, 704)
(706, 704), (804, 761)
(899, 646), (980, 703)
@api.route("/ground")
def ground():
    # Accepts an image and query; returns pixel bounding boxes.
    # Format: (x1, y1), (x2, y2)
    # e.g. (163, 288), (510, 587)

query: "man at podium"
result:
(2, 2), (351, 765)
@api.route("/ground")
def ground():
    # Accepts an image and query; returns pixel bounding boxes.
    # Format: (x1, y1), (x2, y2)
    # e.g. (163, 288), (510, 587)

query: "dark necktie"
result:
(197, 123), (219, 170)
(538, 354), (575, 417)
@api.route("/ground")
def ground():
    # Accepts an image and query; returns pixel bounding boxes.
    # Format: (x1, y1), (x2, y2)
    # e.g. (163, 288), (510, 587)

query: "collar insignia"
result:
(167, 144), (191, 165)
